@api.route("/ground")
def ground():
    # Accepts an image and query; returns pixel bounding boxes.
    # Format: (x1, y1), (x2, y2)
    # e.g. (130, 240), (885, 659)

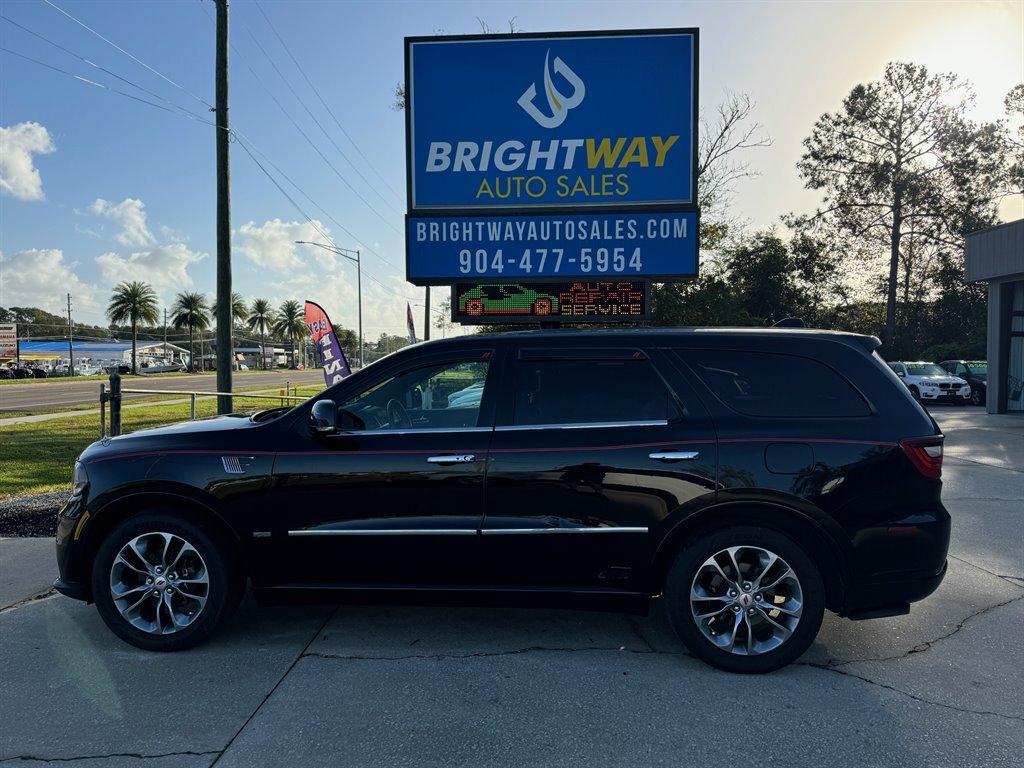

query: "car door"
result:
(266, 349), (498, 588)
(479, 346), (717, 593)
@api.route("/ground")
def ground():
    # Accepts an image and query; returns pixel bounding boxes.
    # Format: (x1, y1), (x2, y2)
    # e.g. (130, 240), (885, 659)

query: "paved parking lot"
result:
(1, 408), (1020, 767)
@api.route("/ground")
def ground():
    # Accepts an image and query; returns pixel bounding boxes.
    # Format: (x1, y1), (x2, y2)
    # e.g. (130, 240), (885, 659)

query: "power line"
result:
(0, 46), (211, 123)
(40, 0), (214, 111)
(226, 5), (402, 231)
(1, 14), (212, 124)
(252, 0), (404, 202)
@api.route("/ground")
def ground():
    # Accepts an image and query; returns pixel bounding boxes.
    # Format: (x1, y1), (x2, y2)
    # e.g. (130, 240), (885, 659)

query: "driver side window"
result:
(341, 359), (490, 431)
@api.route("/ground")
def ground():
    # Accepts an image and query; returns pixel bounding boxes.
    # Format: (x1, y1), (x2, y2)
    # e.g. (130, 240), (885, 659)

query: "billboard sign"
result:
(405, 28), (698, 285)
(0, 324), (16, 358)
(452, 281), (649, 324)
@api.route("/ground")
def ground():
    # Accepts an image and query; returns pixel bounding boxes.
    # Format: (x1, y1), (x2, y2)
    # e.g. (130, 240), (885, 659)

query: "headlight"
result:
(72, 461), (89, 497)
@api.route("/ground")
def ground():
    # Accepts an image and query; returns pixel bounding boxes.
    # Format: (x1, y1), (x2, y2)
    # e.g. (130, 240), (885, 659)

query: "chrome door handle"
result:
(426, 454), (476, 464)
(649, 451), (700, 462)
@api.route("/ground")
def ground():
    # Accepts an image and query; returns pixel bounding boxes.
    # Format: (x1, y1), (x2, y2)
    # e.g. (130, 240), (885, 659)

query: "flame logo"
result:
(518, 50), (586, 129)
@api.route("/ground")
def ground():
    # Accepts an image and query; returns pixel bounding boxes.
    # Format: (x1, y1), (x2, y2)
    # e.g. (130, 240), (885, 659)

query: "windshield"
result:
(966, 362), (987, 373)
(906, 363), (945, 376)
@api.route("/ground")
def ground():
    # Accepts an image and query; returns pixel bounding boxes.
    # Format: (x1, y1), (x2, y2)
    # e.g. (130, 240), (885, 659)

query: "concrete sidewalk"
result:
(1, 409), (1020, 767)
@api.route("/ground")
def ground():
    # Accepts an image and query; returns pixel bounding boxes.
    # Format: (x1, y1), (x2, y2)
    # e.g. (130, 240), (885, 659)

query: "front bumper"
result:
(918, 389), (970, 402)
(54, 494), (92, 603)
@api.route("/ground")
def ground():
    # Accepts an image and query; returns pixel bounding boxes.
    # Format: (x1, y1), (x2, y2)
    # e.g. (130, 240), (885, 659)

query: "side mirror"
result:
(897, 371), (905, 378)
(309, 400), (337, 435)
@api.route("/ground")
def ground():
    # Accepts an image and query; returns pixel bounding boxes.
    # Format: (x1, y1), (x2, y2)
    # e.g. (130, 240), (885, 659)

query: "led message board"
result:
(452, 281), (649, 324)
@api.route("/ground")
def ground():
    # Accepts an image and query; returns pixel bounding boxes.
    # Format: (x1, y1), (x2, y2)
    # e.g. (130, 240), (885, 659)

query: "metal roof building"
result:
(16, 340), (189, 364)
(966, 219), (1024, 414)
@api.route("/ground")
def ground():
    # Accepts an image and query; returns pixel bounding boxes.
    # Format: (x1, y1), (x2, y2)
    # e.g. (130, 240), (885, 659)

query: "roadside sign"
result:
(452, 280), (649, 324)
(405, 28), (699, 285)
(0, 323), (16, 358)
(408, 210), (696, 282)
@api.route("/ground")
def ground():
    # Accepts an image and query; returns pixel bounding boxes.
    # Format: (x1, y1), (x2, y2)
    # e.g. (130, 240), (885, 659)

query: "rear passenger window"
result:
(513, 359), (678, 425)
(685, 350), (869, 418)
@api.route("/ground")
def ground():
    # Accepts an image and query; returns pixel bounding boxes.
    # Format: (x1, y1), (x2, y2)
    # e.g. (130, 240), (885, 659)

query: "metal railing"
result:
(100, 372), (309, 437)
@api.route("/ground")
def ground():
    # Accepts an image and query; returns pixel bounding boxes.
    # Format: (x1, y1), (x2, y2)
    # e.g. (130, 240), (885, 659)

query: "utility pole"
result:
(214, 0), (232, 413)
(66, 293), (74, 377)
(163, 308), (168, 361)
(423, 286), (430, 341)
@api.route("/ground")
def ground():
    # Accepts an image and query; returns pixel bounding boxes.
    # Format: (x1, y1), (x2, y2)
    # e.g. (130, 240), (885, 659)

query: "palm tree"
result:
(271, 299), (307, 369)
(213, 291), (248, 370)
(246, 298), (275, 370)
(106, 281), (159, 374)
(170, 291), (211, 372)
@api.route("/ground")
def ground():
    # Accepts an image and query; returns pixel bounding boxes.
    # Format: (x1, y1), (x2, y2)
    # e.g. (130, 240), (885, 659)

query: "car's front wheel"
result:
(664, 526), (825, 673)
(91, 512), (242, 651)
(970, 389), (984, 406)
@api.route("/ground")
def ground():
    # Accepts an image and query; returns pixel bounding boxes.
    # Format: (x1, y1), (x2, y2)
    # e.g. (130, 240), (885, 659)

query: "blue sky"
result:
(1, 0), (1021, 335)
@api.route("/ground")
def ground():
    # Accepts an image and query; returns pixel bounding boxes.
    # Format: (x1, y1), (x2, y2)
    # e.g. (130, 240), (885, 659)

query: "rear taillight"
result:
(900, 436), (944, 478)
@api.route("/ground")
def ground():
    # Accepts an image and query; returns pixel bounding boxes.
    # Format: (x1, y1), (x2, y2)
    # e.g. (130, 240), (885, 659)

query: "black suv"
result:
(939, 360), (987, 406)
(55, 329), (949, 673)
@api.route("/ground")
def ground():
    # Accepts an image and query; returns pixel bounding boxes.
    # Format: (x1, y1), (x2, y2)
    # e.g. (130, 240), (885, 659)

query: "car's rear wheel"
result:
(532, 298), (553, 316)
(908, 385), (921, 403)
(664, 526), (825, 673)
(91, 512), (242, 651)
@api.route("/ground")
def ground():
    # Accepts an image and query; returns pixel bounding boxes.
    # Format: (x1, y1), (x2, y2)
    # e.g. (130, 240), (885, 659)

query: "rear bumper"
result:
(843, 503), (950, 616)
(844, 559), (947, 617)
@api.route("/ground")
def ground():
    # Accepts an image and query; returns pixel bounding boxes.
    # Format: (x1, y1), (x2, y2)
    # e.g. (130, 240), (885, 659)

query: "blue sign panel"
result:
(407, 211), (697, 282)
(406, 30), (697, 211)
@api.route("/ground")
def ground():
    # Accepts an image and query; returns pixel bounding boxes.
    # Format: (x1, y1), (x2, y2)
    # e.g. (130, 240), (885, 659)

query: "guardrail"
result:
(99, 372), (308, 438)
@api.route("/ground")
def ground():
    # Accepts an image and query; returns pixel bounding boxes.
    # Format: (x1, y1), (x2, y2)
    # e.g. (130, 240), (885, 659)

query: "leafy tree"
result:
(246, 298), (275, 370)
(434, 298), (455, 337)
(794, 61), (1005, 352)
(170, 291), (211, 372)
(106, 281), (159, 374)
(213, 291), (248, 370)
(331, 324), (359, 364)
(1004, 84), (1024, 195)
(272, 299), (307, 368)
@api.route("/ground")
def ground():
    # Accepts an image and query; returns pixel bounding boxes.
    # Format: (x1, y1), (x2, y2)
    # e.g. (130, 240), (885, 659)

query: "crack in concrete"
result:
(0, 750), (220, 764)
(798, 661), (1024, 723)
(947, 554), (1024, 590)
(819, 592), (1024, 667)
(0, 588), (57, 615)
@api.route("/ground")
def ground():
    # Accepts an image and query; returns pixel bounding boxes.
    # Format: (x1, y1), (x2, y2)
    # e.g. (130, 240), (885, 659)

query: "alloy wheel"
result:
(109, 532), (210, 635)
(690, 545), (803, 656)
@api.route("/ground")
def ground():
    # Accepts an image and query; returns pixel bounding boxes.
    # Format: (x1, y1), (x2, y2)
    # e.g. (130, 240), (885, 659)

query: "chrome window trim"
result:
(338, 426), (493, 436)
(494, 420), (667, 432)
(288, 529), (477, 537)
(482, 527), (650, 535)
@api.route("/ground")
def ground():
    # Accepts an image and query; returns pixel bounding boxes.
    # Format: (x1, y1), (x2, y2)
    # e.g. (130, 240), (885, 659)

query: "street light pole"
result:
(295, 241), (363, 369)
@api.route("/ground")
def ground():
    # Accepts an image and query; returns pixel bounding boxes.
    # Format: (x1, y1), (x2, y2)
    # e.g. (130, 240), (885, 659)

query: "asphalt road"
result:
(0, 370), (326, 412)
(0, 408), (1020, 767)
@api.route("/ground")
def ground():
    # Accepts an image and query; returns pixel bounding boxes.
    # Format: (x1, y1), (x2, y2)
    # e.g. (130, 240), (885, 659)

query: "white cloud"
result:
(0, 122), (55, 201)
(89, 197), (156, 247)
(0, 249), (98, 317)
(96, 243), (207, 305)
(235, 219), (337, 271)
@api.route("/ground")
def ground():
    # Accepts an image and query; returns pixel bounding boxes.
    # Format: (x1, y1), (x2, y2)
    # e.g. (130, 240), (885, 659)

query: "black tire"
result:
(970, 389), (983, 406)
(664, 526), (825, 673)
(908, 385), (921, 403)
(91, 511), (243, 652)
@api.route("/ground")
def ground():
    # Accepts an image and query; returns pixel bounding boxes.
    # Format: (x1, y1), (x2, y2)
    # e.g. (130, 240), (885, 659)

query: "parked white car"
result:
(888, 361), (971, 405)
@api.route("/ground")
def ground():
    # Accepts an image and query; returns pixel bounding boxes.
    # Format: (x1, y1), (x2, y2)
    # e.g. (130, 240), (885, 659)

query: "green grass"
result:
(0, 385), (322, 498)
